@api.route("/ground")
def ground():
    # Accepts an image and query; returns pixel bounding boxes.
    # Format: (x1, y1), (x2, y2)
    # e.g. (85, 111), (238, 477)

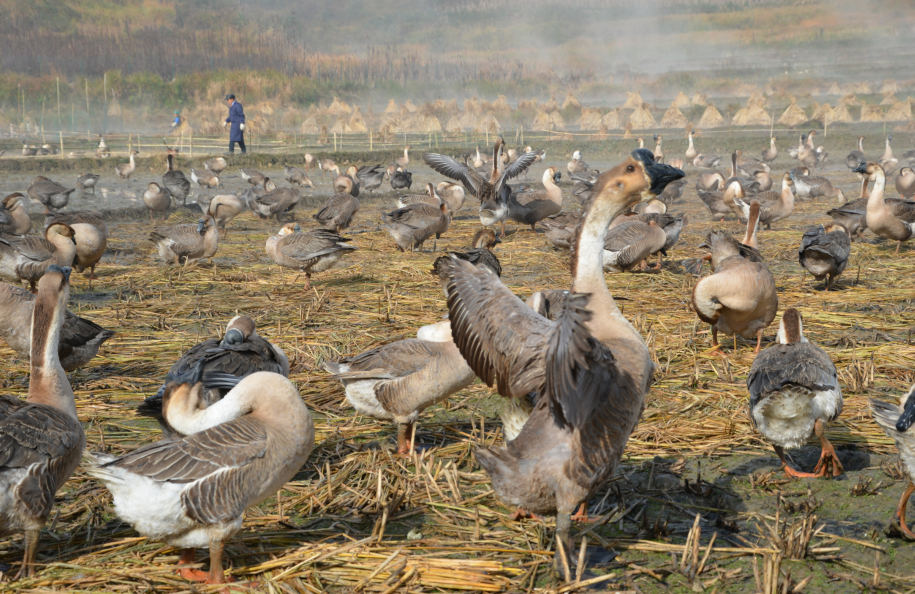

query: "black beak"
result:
(897, 387), (915, 432)
(221, 328), (245, 347)
(853, 163), (868, 175)
(493, 236), (502, 245)
(47, 264), (72, 281)
(553, 171), (562, 183)
(632, 149), (685, 196)
(197, 220), (206, 233)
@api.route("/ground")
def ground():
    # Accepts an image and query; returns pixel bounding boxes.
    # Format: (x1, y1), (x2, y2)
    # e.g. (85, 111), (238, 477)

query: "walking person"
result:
(223, 93), (246, 154)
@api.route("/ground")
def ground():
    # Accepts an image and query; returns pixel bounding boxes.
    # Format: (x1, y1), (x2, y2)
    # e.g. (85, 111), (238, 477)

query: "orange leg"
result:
(510, 508), (544, 521)
(754, 329), (764, 354)
(302, 272), (312, 291)
(177, 548), (210, 582)
(811, 419), (844, 478)
(709, 326), (728, 358)
(890, 481), (915, 541)
(571, 502), (598, 523)
(396, 422), (415, 457)
(774, 445), (821, 479)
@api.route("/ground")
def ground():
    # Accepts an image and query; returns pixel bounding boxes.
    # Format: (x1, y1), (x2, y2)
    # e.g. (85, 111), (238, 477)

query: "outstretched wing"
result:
(495, 151), (541, 195)
(423, 153), (484, 197)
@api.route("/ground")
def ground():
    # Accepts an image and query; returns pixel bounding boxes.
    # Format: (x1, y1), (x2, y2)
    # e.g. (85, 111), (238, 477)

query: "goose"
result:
(658, 177), (687, 205)
(857, 162), (915, 252)
(789, 170), (845, 202)
(879, 136), (900, 176)
(602, 219), (668, 272)
(636, 212), (687, 267)
(571, 172), (599, 206)
(284, 164), (314, 188)
(748, 309), (843, 478)
(0, 223), (77, 291)
(21, 143), (37, 157)
(636, 137), (645, 149)
(567, 150), (591, 175)
(240, 167), (267, 188)
(685, 130), (698, 162)
(897, 167), (915, 199)
(0, 193), (32, 235)
(694, 153), (722, 169)
(313, 192), (359, 233)
(197, 194), (244, 238)
(437, 181), (466, 213)
(762, 137), (778, 163)
(431, 228), (502, 291)
(697, 180), (737, 221)
(541, 211), (582, 250)
(190, 167), (219, 189)
(799, 223), (850, 290)
(753, 170), (773, 193)
(138, 315), (289, 437)
(326, 320), (475, 455)
(304, 153), (316, 171)
(396, 145), (411, 168)
(797, 131), (819, 170)
(334, 166), (361, 197)
(318, 158), (340, 177)
(741, 201), (761, 250)
(355, 165), (384, 192)
(691, 228), (778, 354)
(266, 223), (356, 290)
(632, 198), (666, 215)
(436, 149), (682, 570)
(696, 171), (726, 192)
(398, 183), (440, 208)
(163, 151), (191, 206)
(826, 176), (870, 241)
(385, 162), (399, 179)
(86, 370), (314, 586)
(734, 173), (795, 229)
(149, 216), (219, 266)
(143, 182), (172, 221)
(846, 136), (866, 172)
(725, 151), (763, 194)
(472, 146), (489, 168)
(96, 136), (109, 158)
(816, 146), (829, 167)
(507, 167), (563, 231)
(116, 150), (139, 181)
(76, 173), (100, 194)
(0, 267), (86, 579)
(383, 202), (451, 252)
(524, 146), (546, 163)
(787, 134), (804, 160)
(203, 156), (227, 175)
(43, 211), (108, 288)
(390, 169), (413, 190)
(248, 186), (301, 222)
(736, 150), (770, 175)
(27, 176), (74, 213)
(653, 134), (664, 162)
(869, 384), (915, 540)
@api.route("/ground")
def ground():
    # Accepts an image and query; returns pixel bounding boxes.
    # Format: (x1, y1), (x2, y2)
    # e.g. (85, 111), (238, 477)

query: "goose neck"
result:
(28, 284), (76, 418)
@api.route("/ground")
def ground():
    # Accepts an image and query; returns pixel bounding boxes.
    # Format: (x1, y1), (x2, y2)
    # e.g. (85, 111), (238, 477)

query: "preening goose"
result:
(846, 136), (866, 172)
(27, 176), (74, 213)
(870, 384), (915, 540)
(507, 167), (563, 231)
(203, 156), (227, 175)
(249, 186), (301, 222)
(44, 211), (108, 288)
(437, 181), (466, 213)
(896, 167), (915, 199)
(0, 193), (32, 235)
(355, 165), (384, 192)
(383, 202), (451, 252)
(0, 222), (77, 291)
(799, 223), (850, 290)
(692, 228), (778, 354)
(0, 266), (86, 579)
(753, 170), (773, 192)
(762, 137), (778, 163)
(748, 309), (843, 478)
(857, 162), (915, 252)
(86, 371), (314, 586)
(0, 280), (114, 371)
(284, 164), (315, 188)
(266, 223), (356, 290)
(190, 167), (219, 189)
(196, 194), (244, 238)
(240, 167), (268, 188)
(436, 149), (683, 571)
(879, 136), (899, 176)
(138, 315), (289, 437)
(148, 216), (219, 266)
(143, 182), (172, 221)
(76, 172), (100, 193)
(334, 166), (361, 197)
(326, 320), (476, 455)
(162, 151), (191, 206)
(116, 150), (139, 180)
(696, 171), (725, 192)
(313, 192), (359, 233)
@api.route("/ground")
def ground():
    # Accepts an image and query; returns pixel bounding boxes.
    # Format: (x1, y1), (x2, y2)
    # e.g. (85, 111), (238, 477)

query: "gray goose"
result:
(76, 173), (100, 194)
(870, 384), (915, 540)
(148, 216), (219, 266)
(197, 194), (244, 238)
(383, 202), (451, 252)
(761, 137), (778, 163)
(284, 164), (314, 188)
(507, 167), (564, 231)
(0, 193), (32, 235)
(0, 222), (77, 291)
(249, 186), (301, 222)
(390, 169), (413, 191)
(27, 176), (74, 213)
(896, 166), (915, 199)
(879, 136), (899, 176)
(858, 162), (915, 252)
(0, 267), (86, 579)
(266, 223), (356, 290)
(203, 156), (227, 175)
(398, 182), (440, 208)
(190, 167), (219, 189)
(143, 182), (172, 221)
(163, 152), (191, 206)
(540, 211), (582, 250)
(602, 219), (668, 272)
(734, 173), (795, 229)
(846, 136), (866, 172)
(698, 180), (737, 221)
(437, 150), (682, 572)
(44, 211), (108, 288)
(437, 182), (466, 214)
(693, 153), (722, 169)
(86, 371), (314, 586)
(138, 315), (289, 437)
(326, 320), (476, 455)
(798, 223), (850, 290)
(431, 228), (502, 291)
(748, 309), (844, 478)
(240, 167), (268, 187)
(355, 165), (384, 192)
(318, 158), (340, 177)
(657, 177), (687, 205)
(0, 279), (114, 371)
(790, 169), (847, 202)
(313, 192), (359, 233)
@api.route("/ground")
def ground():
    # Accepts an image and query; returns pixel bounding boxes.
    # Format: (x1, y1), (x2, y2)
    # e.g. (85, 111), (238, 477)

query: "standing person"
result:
(223, 93), (246, 155)
(171, 111), (181, 129)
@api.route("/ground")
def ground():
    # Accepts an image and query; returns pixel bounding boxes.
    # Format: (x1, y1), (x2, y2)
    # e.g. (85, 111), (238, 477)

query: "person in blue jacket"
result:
(223, 93), (246, 154)
(170, 111), (181, 129)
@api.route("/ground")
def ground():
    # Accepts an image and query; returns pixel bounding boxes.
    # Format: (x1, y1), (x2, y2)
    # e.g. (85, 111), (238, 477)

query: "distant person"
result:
(223, 93), (246, 154)
(171, 111), (181, 129)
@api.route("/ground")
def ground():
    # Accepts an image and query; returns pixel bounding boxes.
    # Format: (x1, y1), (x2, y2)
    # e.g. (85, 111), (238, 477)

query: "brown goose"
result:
(333, 166), (361, 197)
(437, 182), (466, 214)
(249, 186), (301, 222)
(734, 173), (795, 229)
(197, 194), (244, 238)
(692, 229), (778, 354)
(0, 223), (77, 291)
(284, 164), (314, 188)
(383, 202), (451, 252)
(799, 223), (850, 290)
(318, 158), (340, 177)
(858, 162), (915, 252)
(115, 150), (139, 180)
(870, 384), (915, 540)
(431, 228), (502, 292)
(203, 156), (227, 175)
(86, 371), (314, 586)
(694, 153), (722, 169)
(0, 266), (86, 579)
(762, 137), (778, 163)
(313, 192), (359, 233)
(396, 145), (411, 168)
(44, 211), (108, 288)
(696, 171), (725, 192)
(190, 167), (219, 189)
(149, 216), (219, 266)
(76, 173), (100, 194)
(797, 131), (820, 170)
(138, 315), (289, 437)
(602, 220), (668, 272)
(0, 193), (32, 235)
(540, 211), (582, 250)
(143, 182), (172, 222)
(326, 320), (476, 455)
(240, 167), (268, 187)
(397, 182), (440, 208)
(879, 136), (900, 176)
(698, 180), (737, 221)
(436, 150), (682, 571)
(685, 130), (698, 162)
(748, 309), (844, 478)
(896, 167), (915, 199)
(266, 223), (356, 290)
(27, 177), (74, 213)
(508, 167), (563, 231)
(0, 280), (114, 371)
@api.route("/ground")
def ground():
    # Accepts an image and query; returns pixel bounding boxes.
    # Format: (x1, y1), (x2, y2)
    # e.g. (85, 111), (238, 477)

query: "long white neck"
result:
(688, 135), (694, 149)
(28, 288), (77, 419)
(867, 169), (887, 212)
(542, 170), (562, 204)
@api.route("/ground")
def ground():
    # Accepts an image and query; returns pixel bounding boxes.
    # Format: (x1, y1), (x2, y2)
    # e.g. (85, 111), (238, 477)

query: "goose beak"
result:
(221, 328), (245, 347)
(853, 163), (868, 175)
(632, 149), (685, 196)
(47, 264), (71, 281)
(553, 171), (562, 183)
(897, 387), (915, 432)
(197, 220), (206, 233)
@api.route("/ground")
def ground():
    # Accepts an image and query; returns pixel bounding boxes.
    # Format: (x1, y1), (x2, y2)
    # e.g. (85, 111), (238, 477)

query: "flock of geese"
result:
(1, 132), (914, 585)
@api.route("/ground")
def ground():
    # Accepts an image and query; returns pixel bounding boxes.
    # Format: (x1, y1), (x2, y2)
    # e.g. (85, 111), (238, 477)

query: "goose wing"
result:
(441, 256), (553, 399)
(747, 342), (840, 423)
(279, 230), (353, 260)
(422, 153), (485, 197)
(494, 151), (541, 195)
(0, 234), (55, 262)
(800, 227), (851, 263)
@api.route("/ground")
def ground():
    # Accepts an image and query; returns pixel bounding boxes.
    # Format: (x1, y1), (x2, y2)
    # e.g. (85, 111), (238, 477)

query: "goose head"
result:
(472, 228), (500, 249)
(346, 165), (358, 177)
(221, 315), (257, 347)
(572, 150), (582, 161)
(824, 222), (848, 237)
(587, 149), (684, 216)
(46, 222), (77, 245)
(277, 222), (299, 236)
(161, 362), (208, 425)
(775, 308), (807, 345)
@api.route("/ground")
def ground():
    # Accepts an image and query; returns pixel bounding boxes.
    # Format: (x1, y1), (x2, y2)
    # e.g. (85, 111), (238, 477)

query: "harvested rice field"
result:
(1, 131), (915, 593)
